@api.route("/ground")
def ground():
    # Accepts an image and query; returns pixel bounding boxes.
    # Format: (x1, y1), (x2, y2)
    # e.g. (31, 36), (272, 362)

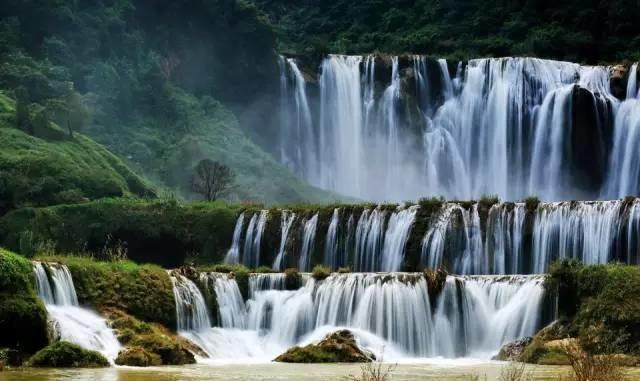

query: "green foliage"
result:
(524, 196), (541, 212)
(284, 268), (303, 290)
(274, 330), (373, 363)
(0, 248), (48, 355)
(547, 261), (640, 355)
(0, 112), (154, 215)
(312, 264), (331, 280)
(38, 255), (176, 329)
(253, 0), (640, 63)
(28, 342), (109, 368)
(115, 347), (162, 367)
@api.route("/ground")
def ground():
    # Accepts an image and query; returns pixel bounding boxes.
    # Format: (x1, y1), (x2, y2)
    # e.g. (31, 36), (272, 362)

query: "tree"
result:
(191, 159), (235, 201)
(46, 90), (91, 137)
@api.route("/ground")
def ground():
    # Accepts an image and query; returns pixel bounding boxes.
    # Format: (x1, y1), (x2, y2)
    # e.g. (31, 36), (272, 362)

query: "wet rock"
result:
(610, 64), (628, 100)
(493, 336), (533, 361)
(274, 330), (375, 363)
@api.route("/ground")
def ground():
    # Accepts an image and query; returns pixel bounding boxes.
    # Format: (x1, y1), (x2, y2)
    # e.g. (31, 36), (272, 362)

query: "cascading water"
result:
(323, 208), (340, 270)
(380, 205), (419, 271)
(277, 55), (640, 201)
(354, 208), (387, 272)
(32, 262), (121, 361)
(224, 212), (244, 264)
(242, 210), (268, 268)
(626, 63), (638, 100)
(603, 99), (640, 198)
(485, 203), (526, 274)
(298, 213), (319, 271)
(170, 271), (547, 361)
(272, 211), (296, 270)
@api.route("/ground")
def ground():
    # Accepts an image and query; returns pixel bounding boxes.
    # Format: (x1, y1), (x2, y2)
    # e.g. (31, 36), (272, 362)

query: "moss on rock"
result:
(0, 248), (48, 356)
(28, 342), (109, 368)
(104, 308), (199, 367)
(274, 330), (375, 363)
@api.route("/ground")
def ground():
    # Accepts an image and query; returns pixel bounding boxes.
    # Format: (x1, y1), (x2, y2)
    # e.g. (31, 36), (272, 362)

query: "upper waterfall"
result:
(277, 56), (639, 201)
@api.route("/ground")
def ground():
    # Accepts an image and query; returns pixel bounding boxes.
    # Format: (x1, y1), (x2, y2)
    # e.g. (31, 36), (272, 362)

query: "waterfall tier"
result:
(223, 200), (640, 274)
(278, 56), (640, 201)
(169, 271), (549, 361)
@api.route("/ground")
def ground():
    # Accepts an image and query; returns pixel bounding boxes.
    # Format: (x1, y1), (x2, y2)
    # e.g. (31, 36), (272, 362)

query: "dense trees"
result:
(253, 0), (640, 63)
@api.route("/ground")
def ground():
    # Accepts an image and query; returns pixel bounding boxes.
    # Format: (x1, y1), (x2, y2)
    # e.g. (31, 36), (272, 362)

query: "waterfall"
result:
(603, 99), (640, 198)
(380, 205), (419, 271)
(485, 203), (527, 274)
(224, 212), (244, 264)
(627, 63), (639, 99)
(275, 55), (640, 201)
(242, 211), (268, 268)
(170, 272), (211, 331)
(323, 208), (340, 269)
(626, 200), (640, 265)
(32, 262), (121, 361)
(531, 201), (623, 272)
(354, 208), (387, 271)
(298, 213), (319, 271)
(170, 271), (546, 361)
(272, 211), (296, 271)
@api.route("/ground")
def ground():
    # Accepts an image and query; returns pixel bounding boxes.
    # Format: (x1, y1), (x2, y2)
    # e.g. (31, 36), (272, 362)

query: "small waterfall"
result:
(627, 63), (638, 99)
(531, 201), (622, 272)
(354, 208), (387, 271)
(323, 208), (340, 269)
(242, 210), (268, 268)
(298, 213), (319, 271)
(173, 271), (547, 360)
(272, 211), (296, 271)
(380, 205), (419, 271)
(170, 272), (211, 331)
(33, 262), (121, 361)
(626, 200), (640, 265)
(603, 99), (640, 198)
(224, 212), (244, 264)
(485, 203), (527, 274)
(249, 273), (288, 297)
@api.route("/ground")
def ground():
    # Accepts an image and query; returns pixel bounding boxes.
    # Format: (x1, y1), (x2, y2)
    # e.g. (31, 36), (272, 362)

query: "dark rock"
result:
(610, 64), (628, 100)
(493, 336), (533, 361)
(274, 330), (375, 363)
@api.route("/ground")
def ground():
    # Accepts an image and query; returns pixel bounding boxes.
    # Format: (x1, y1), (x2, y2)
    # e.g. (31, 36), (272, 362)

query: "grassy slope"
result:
(88, 89), (339, 204)
(0, 92), (154, 213)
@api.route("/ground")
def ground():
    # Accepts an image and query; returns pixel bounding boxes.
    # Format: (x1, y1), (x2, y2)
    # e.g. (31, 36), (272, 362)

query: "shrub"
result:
(28, 342), (109, 368)
(312, 264), (331, 280)
(284, 268), (302, 290)
(523, 196), (540, 212)
(337, 266), (351, 273)
(115, 347), (161, 367)
(558, 342), (628, 381)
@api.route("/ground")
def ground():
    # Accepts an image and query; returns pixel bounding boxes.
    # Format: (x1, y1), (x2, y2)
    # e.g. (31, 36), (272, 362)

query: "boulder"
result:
(274, 330), (375, 363)
(493, 336), (533, 361)
(610, 64), (628, 100)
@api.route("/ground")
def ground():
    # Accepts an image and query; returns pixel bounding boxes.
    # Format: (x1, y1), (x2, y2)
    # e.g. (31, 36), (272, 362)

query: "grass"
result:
(0, 96), (154, 215)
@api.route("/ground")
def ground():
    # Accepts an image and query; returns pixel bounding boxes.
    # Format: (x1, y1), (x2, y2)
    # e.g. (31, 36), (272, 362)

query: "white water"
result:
(272, 211), (296, 270)
(224, 212), (244, 264)
(33, 262), (121, 361)
(627, 63), (639, 99)
(603, 99), (640, 198)
(278, 56), (640, 201)
(298, 213), (319, 271)
(323, 208), (340, 270)
(170, 272), (545, 362)
(241, 210), (268, 268)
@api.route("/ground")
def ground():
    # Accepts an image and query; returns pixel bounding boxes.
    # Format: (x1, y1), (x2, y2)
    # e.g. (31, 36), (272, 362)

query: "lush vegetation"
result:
(37, 255), (176, 329)
(28, 342), (109, 368)
(274, 330), (374, 363)
(0, 92), (154, 215)
(0, 0), (336, 204)
(253, 0), (640, 63)
(0, 248), (48, 357)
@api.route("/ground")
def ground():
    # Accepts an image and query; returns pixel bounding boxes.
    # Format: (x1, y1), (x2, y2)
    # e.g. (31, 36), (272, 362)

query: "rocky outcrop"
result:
(610, 64), (628, 100)
(274, 330), (375, 363)
(493, 336), (533, 361)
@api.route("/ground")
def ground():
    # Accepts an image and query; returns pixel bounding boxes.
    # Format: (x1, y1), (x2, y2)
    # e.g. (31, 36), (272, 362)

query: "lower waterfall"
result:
(33, 262), (121, 361)
(170, 272), (547, 362)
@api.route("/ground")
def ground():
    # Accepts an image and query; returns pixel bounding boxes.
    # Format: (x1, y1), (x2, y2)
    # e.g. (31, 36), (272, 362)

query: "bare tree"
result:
(191, 159), (235, 201)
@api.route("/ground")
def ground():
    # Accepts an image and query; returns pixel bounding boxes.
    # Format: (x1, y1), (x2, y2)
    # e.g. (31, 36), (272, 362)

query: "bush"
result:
(115, 347), (162, 367)
(284, 268), (302, 290)
(28, 342), (109, 368)
(312, 264), (331, 280)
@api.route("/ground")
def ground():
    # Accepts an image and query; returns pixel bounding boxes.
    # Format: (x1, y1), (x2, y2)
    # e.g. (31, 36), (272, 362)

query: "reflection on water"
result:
(1, 363), (639, 381)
